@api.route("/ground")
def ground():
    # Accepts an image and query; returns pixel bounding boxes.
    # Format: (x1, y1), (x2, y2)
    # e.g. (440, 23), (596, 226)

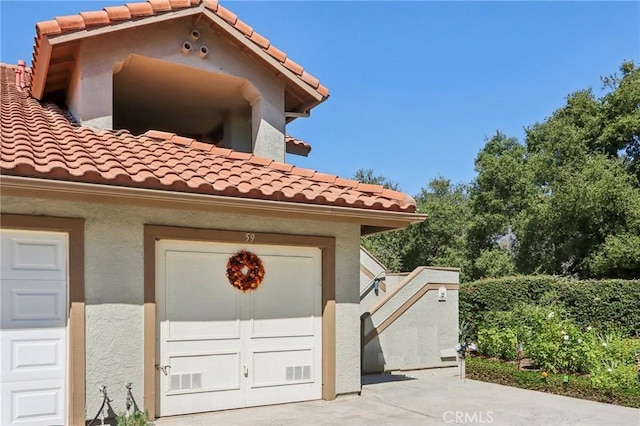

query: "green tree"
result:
(356, 170), (473, 280)
(355, 168), (410, 272)
(358, 62), (640, 280)
(408, 177), (472, 280)
(467, 132), (532, 279)
(515, 155), (640, 277)
(472, 62), (640, 279)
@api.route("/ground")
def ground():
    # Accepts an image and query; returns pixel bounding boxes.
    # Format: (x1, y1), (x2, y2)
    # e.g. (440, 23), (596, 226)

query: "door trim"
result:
(0, 214), (85, 426)
(143, 225), (336, 419)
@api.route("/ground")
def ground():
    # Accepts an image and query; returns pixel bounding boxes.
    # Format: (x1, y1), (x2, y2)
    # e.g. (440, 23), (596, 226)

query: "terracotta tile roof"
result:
(1, 64), (415, 213)
(285, 136), (311, 157)
(32, 0), (329, 99)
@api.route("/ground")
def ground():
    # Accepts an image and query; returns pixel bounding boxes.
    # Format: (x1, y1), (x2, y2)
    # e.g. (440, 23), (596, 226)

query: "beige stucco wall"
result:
(68, 16), (287, 161)
(362, 268), (459, 373)
(1, 195), (361, 418)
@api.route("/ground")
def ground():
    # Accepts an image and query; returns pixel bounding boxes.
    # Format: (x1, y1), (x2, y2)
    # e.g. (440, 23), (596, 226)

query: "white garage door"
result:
(0, 230), (68, 426)
(156, 240), (322, 417)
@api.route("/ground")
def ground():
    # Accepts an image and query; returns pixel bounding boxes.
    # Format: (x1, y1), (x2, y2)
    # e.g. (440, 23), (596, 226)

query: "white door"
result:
(156, 240), (322, 416)
(0, 230), (68, 426)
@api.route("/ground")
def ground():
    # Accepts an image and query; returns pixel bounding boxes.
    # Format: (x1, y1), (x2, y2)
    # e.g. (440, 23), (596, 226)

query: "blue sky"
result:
(1, 1), (638, 196)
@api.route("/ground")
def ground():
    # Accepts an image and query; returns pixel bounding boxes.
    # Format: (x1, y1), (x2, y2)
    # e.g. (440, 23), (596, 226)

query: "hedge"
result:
(466, 356), (640, 408)
(460, 275), (640, 338)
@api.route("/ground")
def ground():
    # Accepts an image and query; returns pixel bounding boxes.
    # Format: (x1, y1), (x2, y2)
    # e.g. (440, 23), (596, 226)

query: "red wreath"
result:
(226, 250), (265, 292)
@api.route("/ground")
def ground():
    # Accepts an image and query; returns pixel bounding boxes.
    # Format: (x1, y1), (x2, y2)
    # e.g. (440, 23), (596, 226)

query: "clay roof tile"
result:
(31, 0), (329, 101)
(283, 58), (304, 76)
(234, 19), (253, 37)
(148, 0), (172, 12)
(55, 15), (86, 32)
(125, 2), (155, 17)
(0, 64), (411, 213)
(103, 5), (132, 21)
(79, 10), (111, 27)
(203, 0), (219, 12)
(216, 5), (237, 25)
(36, 20), (62, 36)
(168, 0), (192, 8)
(266, 45), (286, 63)
(249, 32), (270, 49)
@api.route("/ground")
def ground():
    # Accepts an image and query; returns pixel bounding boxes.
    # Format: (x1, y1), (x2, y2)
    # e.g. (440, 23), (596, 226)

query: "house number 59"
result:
(245, 233), (256, 242)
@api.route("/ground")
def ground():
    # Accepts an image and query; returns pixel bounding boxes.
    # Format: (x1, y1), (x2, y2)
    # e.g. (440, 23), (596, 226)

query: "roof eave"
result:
(31, 6), (203, 100)
(1, 175), (425, 232)
(31, 5), (326, 108)
(201, 8), (323, 104)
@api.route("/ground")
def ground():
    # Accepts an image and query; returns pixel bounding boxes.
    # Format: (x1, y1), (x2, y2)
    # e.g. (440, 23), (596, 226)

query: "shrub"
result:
(473, 302), (639, 376)
(466, 356), (640, 408)
(590, 360), (639, 395)
(477, 326), (518, 360)
(116, 410), (154, 426)
(460, 275), (640, 338)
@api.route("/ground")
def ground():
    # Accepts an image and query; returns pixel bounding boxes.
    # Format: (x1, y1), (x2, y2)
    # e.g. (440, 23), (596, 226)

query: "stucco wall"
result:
(69, 17), (287, 161)
(1, 195), (361, 418)
(362, 269), (459, 373)
(365, 289), (459, 372)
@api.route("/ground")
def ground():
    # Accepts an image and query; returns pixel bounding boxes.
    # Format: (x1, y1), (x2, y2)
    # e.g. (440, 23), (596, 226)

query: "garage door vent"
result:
(285, 365), (311, 381)
(170, 373), (202, 391)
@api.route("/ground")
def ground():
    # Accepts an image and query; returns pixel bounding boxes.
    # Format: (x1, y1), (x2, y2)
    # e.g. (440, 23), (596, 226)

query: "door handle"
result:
(243, 364), (248, 377)
(155, 364), (171, 376)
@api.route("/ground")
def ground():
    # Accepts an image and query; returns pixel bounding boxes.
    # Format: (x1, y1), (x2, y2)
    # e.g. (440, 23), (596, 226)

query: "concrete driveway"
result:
(155, 367), (639, 425)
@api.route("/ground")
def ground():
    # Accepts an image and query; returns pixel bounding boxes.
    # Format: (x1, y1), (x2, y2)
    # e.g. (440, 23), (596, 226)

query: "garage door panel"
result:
(1, 230), (68, 426)
(1, 329), (65, 383)
(1, 281), (66, 329)
(168, 352), (240, 394)
(157, 240), (322, 416)
(1, 232), (66, 280)
(1, 377), (65, 426)
(166, 251), (240, 340)
(250, 256), (317, 338)
(250, 348), (314, 388)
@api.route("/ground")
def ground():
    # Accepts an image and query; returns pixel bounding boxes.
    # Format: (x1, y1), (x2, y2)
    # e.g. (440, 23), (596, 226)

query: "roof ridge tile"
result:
(36, 20), (62, 36)
(216, 4), (238, 25)
(247, 156), (272, 167)
(1, 63), (411, 213)
(234, 19), (253, 37)
(356, 183), (384, 194)
(309, 172), (337, 184)
(228, 151), (252, 160)
(210, 146), (233, 156)
(269, 162), (294, 173)
(169, 135), (195, 146)
(125, 2), (155, 17)
(203, 0), (219, 12)
(148, 0), (172, 12)
(169, 0), (192, 8)
(79, 10), (111, 27)
(30, 0), (329, 99)
(190, 141), (215, 152)
(55, 15), (86, 32)
(144, 129), (175, 140)
(290, 166), (315, 178)
(104, 5), (132, 21)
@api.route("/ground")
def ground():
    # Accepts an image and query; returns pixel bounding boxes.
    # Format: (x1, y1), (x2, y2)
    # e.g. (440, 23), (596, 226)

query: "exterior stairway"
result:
(359, 247), (459, 373)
